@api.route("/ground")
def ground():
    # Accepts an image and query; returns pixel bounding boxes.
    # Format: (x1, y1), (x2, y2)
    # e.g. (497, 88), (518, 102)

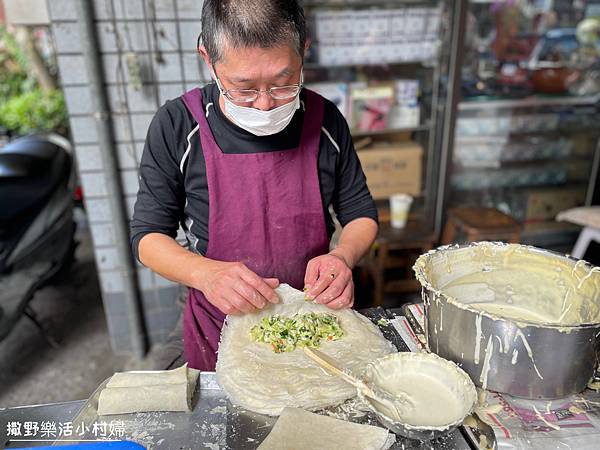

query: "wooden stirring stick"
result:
(303, 347), (414, 420)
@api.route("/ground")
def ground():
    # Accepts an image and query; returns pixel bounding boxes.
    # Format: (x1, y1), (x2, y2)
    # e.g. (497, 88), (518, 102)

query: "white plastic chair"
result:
(557, 207), (600, 259)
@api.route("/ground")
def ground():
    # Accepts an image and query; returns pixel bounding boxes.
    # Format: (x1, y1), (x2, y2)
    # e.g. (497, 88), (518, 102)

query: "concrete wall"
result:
(47, 0), (209, 354)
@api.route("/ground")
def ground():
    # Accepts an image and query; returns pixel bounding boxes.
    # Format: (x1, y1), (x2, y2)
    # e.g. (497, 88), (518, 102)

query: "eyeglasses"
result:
(214, 69), (303, 103)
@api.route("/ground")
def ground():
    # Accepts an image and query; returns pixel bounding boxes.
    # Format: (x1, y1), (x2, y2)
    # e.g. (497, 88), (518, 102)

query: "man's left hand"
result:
(304, 253), (354, 309)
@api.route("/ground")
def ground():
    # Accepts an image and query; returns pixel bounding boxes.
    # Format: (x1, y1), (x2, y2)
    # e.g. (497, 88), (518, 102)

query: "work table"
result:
(0, 308), (473, 449)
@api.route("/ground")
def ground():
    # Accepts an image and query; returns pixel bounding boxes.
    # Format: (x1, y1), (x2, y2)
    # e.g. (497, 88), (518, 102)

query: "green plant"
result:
(0, 60), (32, 103)
(0, 26), (30, 103)
(0, 25), (67, 135)
(0, 88), (68, 135)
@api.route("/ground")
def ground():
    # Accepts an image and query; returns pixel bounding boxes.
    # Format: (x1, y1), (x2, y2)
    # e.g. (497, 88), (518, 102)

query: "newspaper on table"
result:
(476, 388), (600, 450)
(393, 305), (600, 450)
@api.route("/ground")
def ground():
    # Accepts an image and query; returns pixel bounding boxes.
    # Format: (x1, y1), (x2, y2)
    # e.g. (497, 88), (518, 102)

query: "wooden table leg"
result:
(441, 220), (457, 245)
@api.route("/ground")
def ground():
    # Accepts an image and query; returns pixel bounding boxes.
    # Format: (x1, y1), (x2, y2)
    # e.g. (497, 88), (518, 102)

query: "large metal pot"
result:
(413, 242), (600, 399)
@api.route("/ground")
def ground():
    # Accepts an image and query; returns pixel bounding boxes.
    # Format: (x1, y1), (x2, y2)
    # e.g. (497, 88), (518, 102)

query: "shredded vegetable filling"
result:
(250, 312), (344, 353)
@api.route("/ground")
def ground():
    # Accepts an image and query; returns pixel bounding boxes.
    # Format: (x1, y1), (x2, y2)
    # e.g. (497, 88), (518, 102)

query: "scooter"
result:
(0, 134), (77, 342)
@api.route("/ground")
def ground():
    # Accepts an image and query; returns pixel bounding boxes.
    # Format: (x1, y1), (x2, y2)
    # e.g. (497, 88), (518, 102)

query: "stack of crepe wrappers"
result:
(97, 364), (199, 416)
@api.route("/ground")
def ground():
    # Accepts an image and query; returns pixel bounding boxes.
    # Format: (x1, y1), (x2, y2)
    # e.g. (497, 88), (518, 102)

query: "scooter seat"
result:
(0, 136), (71, 224)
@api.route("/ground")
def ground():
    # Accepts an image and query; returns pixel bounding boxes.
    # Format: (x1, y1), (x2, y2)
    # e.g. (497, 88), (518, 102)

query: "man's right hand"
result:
(138, 234), (279, 316)
(196, 260), (279, 315)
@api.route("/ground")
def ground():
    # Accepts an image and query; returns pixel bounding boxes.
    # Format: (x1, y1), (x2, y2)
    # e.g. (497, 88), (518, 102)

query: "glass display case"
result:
(301, 0), (456, 236)
(448, 0), (600, 250)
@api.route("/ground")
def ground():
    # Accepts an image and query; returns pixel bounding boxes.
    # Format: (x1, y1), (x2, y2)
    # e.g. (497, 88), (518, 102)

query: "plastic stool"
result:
(557, 207), (600, 259)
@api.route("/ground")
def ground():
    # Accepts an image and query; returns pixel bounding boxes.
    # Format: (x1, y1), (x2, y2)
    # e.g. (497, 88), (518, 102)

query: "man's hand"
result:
(303, 253), (354, 309)
(302, 218), (378, 309)
(196, 260), (279, 315)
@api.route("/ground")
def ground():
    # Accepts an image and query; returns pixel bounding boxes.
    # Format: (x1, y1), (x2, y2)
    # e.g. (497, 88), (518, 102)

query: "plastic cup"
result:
(389, 194), (413, 228)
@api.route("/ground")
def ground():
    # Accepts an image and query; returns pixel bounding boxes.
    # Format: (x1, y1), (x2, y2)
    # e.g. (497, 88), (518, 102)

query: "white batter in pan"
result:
(362, 352), (477, 430)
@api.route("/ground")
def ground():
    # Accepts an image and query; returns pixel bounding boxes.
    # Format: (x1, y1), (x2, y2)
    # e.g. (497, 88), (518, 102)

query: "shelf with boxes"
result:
(303, 0), (450, 234)
(446, 0), (600, 249)
(304, 60), (438, 70)
(302, 0), (457, 303)
(452, 136), (591, 169)
(306, 79), (425, 134)
(451, 164), (591, 191)
(449, 96), (599, 246)
(306, 1), (441, 68)
(352, 122), (431, 138)
(303, 1), (437, 7)
(455, 101), (600, 137)
(458, 94), (600, 111)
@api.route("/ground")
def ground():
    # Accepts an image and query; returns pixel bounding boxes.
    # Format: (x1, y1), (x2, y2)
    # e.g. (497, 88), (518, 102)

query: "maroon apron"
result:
(181, 88), (329, 370)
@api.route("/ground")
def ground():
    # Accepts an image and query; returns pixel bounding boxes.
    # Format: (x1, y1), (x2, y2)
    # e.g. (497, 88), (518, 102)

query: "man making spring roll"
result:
(130, 0), (378, 370)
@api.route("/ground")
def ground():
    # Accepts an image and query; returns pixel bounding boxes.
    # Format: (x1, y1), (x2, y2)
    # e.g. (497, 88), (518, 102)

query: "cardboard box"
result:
(525, 187), (586, 222)
(357, 141), (423, 199)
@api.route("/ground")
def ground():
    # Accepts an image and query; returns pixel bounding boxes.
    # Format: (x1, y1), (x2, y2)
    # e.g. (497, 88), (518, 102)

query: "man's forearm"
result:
(139, 232), (280, 313)
(138, 232), (209, 289)
(329, 217), (378, 268)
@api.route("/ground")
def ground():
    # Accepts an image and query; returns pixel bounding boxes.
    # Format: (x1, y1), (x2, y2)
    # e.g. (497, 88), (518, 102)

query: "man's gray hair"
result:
(200, 0), (306, 63)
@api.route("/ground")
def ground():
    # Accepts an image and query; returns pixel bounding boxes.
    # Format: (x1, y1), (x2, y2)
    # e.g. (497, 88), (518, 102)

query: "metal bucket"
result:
(413, 242), (600, 399)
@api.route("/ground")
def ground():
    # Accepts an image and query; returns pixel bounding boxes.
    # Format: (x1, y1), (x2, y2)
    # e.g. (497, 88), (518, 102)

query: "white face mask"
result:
(212, 71), (302, 136)
(221, 95), (300, 136)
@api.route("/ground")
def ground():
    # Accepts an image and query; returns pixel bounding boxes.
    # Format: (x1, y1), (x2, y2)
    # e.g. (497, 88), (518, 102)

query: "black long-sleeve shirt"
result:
(130, 83), (377, 260)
